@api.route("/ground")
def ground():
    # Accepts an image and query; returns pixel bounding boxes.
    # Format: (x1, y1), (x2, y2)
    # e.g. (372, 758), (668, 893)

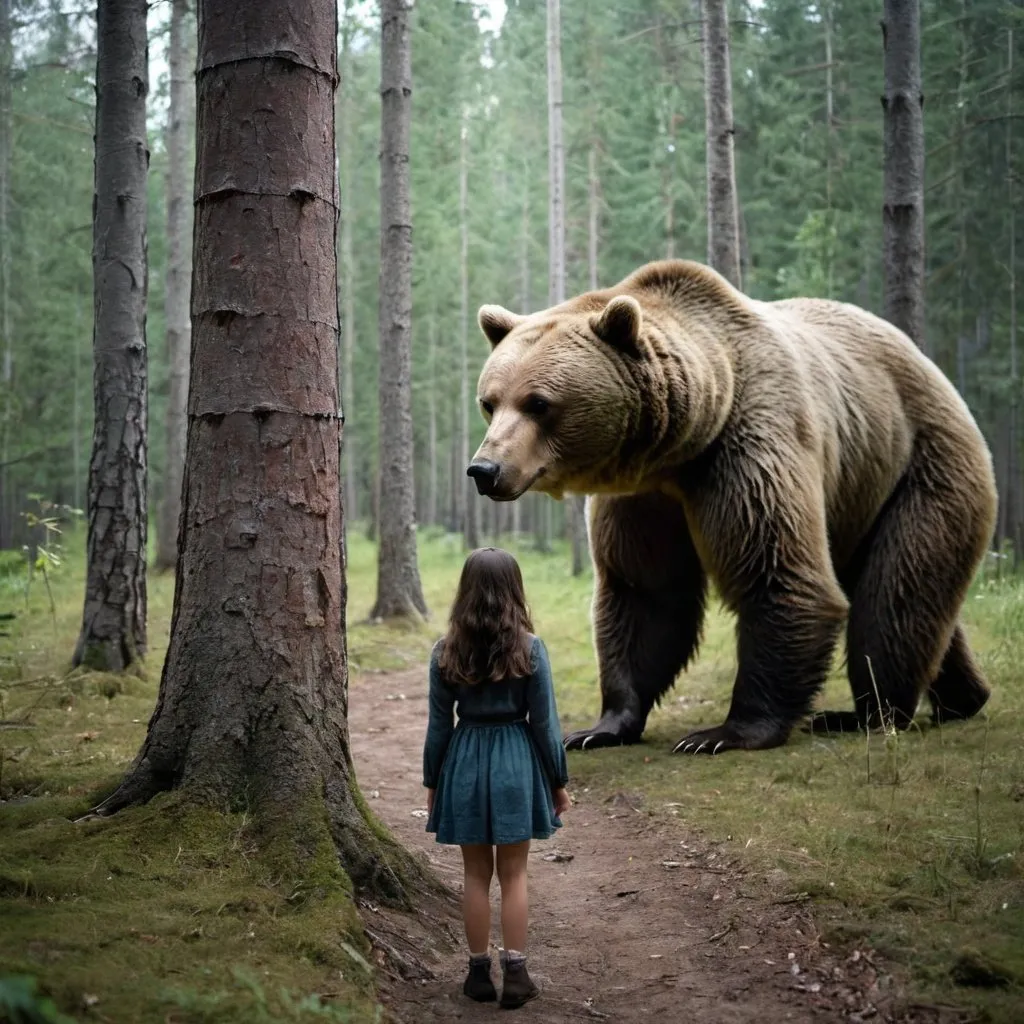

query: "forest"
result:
(1, 0), (1023, 1023)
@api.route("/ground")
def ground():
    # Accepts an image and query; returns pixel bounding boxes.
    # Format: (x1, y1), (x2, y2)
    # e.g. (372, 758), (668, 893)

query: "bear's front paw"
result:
(804, 710), (867, 735)
(563, 713), (643, 751)
(671, 720), (789, 755)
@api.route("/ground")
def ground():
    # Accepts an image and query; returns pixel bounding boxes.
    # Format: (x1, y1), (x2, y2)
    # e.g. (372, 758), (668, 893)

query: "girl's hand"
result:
(553, 787), (571, 816)
(425, 788), (436, 814)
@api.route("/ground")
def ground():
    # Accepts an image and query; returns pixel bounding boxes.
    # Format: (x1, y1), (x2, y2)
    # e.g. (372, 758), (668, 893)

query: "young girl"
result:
(422, 547), (571, 1009)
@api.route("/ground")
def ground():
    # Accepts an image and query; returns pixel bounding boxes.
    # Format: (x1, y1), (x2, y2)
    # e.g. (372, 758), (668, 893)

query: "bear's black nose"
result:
(467, 460), (501, 496)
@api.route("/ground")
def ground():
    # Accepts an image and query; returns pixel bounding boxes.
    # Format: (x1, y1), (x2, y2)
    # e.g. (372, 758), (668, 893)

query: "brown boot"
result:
(500, 950), (539, 1009)
(462, 954), (497, 1002)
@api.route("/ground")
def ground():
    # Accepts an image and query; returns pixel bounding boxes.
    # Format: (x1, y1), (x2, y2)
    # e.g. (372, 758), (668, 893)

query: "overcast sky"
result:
(147, 0), (508, 130)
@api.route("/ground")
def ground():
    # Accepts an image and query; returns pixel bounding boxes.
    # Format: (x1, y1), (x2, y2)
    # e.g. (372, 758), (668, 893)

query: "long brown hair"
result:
(437, 547), (534, 686)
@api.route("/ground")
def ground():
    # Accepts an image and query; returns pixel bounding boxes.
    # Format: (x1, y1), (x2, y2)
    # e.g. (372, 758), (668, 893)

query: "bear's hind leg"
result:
(563, 493), (706, 751)
(928, 623), (990, 723)
(811, 448), (994, 736)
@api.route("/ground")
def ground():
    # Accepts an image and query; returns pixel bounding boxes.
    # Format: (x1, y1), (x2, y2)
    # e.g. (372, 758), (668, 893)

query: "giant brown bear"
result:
(466, 259), (997, 754)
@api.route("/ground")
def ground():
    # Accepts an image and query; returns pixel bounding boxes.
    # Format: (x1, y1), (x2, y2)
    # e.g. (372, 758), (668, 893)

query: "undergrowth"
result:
(1, 525), (1022, 1020)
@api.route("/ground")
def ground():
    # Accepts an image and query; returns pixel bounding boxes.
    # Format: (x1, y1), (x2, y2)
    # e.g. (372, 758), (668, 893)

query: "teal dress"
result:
(423, 635), (569, 846)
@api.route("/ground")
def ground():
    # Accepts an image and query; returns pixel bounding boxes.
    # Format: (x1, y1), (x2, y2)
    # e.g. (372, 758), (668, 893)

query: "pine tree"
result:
(73, 0), (149, 671)
(881, 0), (925, 348)
(155, 0), (194, 571)
(702, 0), (742, 286)
(90, 0), (423, 902)
(372, 0), (427, 620)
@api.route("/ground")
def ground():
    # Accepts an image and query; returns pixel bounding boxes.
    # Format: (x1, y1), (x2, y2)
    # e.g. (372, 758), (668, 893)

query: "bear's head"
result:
(468, 294), (650, 501)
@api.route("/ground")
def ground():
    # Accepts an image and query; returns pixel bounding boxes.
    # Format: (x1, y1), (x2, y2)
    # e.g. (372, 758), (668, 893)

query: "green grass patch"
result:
(2, 524), (1023, 1020)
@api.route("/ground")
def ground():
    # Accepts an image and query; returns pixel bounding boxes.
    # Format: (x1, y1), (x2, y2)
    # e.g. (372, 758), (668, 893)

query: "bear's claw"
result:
(563, 717), (643, 751)
(671, 721), (791, 754)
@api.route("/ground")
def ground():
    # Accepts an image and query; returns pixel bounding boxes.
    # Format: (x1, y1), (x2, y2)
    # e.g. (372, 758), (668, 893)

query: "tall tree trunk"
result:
(156, 0), (195, 571)
(372, 0), (427, 621)
(520, 153), (531, 313)
(881, 0), (925, 350)
(339, 0), (358, 529)
(427, 309), (438, 529)
(73, 0), (149, 671)
(954, 0), (969, 401)
(823, 0), (835, 298)
(547, 0), (583, 572)
(0, 0), (12, 550)
(91, 0), (419, 903)
(588, 141), (600, 291)
(701, 0), (742, 288)
(459, 117), (479, 551)
(546, 0), (565, 310)
(73, 297), (84, 513)
(448, 427), (459, 533)
(1007, 23), (1020, 566)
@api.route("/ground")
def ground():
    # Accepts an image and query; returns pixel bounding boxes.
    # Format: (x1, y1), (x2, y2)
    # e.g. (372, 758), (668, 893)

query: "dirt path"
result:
(349, 669), (941, 1024)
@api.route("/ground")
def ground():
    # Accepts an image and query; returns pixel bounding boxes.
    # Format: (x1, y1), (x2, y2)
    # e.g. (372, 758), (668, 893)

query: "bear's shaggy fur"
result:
(470, 259), (997, 754)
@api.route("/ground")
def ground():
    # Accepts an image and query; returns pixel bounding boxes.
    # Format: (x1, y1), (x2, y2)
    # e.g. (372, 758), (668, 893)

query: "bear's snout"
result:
(467, 459), (501, 496)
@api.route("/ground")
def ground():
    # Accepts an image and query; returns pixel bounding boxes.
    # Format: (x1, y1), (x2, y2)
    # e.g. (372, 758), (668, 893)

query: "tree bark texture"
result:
(339, 0), (358, 528)
(73, 0), (149, 671)
(459, 117), (479, 551)
(372, 0), (427, 620)
(156, 0), (195, 571)
(701, 0), (742, 288)
(881, 0), (926, 349)
(93, 0), (413, 901)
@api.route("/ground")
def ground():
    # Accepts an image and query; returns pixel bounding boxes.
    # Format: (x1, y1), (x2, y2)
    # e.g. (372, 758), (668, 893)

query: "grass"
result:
(2, 523), (1023, 1020)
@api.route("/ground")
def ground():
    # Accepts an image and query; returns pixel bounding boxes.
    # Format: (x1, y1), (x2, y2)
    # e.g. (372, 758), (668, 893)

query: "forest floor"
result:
(1, 529), (1022, 1022)
(351, 666), (965, 1024)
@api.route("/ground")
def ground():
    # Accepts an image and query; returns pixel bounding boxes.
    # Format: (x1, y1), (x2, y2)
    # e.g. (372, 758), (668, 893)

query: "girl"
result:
(423, 547), (571, 1009)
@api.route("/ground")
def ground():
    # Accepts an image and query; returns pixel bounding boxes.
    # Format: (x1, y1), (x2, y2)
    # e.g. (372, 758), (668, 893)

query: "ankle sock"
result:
(469, 951), (491, 966)
(502, 948), (526, 968)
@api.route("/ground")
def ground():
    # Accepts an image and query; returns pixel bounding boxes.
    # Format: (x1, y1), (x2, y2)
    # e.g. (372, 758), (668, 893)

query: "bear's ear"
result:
(590, 295), (643, 356)
(478, 305), (525, 349)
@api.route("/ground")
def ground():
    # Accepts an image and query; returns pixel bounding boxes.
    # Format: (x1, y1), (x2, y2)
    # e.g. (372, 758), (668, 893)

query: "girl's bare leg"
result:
(460, 844), (495, 954)
(495, 840), (530, 952)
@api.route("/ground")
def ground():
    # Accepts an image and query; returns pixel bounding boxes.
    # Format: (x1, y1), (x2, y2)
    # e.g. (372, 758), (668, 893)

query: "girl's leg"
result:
(495, 840), (530, 952)
(460, 844), (495, 954)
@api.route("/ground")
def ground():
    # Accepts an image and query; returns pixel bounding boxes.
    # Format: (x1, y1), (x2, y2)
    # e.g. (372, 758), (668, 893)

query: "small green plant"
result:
(161, 966), (377, 1023)
(20, 497), (82, 634)
(0, 974), (76, 1024)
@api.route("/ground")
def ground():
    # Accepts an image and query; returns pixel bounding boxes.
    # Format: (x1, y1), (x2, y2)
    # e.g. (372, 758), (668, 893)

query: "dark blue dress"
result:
(422, 635), (569, 846)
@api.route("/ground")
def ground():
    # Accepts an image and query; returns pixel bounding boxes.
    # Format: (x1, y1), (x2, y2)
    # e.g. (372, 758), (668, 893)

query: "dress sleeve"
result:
(525, 637), (570, 789)
(422, 642), (456, 789)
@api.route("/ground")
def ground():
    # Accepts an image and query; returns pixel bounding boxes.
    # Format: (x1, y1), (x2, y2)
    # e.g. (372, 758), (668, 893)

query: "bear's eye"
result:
(479, 398), (494, 417)
(523, 395), (550, 417)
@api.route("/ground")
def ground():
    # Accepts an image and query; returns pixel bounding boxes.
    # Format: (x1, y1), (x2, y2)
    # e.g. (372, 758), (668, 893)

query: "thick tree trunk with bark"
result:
(156, 0), (194, 571)
(73, 0), (149, 671)
(459, 118), (479, 551)
(372, 0), (427, 620)
(701, 0), (742, 288)
(881, 0), (925, 350)
(92, 0), (419, 902)
(338, 0), (358, 529)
